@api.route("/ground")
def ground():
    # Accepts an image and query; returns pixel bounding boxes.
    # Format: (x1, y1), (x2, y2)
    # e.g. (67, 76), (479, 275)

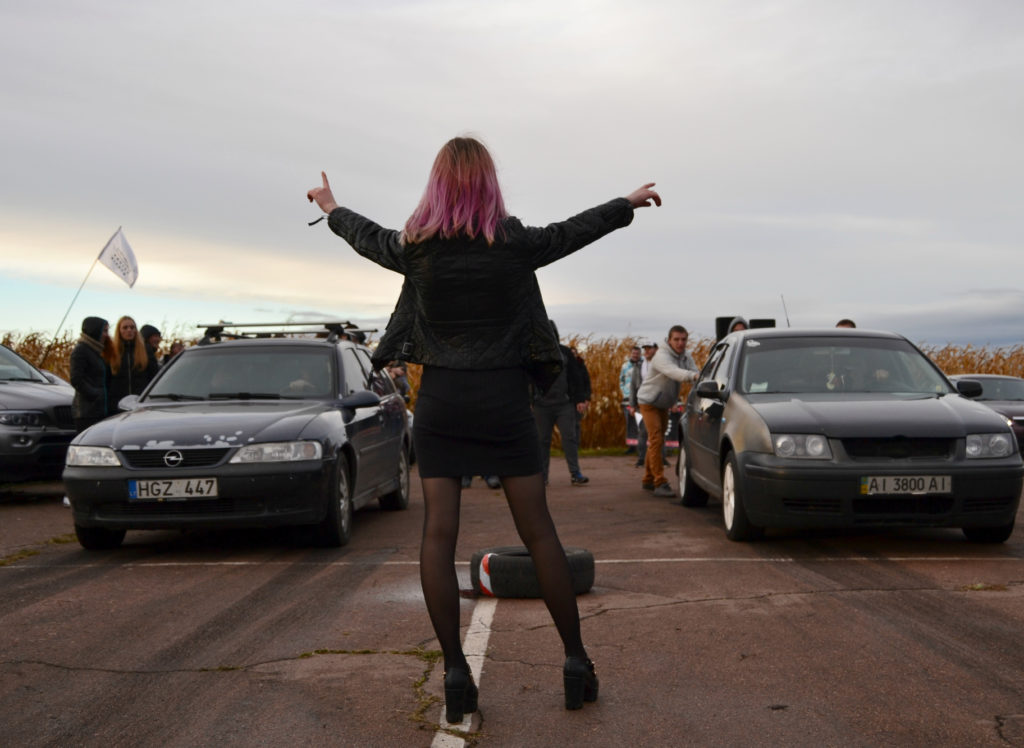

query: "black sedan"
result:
(676, 329), (1023, 542)
(0, 343), (76, 481)
(949, 374), (1024, 449)
(64, 329), (410, 549)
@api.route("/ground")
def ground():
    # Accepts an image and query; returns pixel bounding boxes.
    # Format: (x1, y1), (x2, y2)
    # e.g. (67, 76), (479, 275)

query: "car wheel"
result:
(378, 446), (410, 511)
(316, 453), (353, 547)
(962, 521), (1015, 543)
(677, 443), (708, 508)
(469, 546), (595, 598)
(74, 524), (126, 551)
(722, 452), (763, 541)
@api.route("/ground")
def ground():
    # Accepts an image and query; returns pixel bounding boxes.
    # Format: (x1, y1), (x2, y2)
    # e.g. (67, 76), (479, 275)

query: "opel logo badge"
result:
(163, 450), (184, 467)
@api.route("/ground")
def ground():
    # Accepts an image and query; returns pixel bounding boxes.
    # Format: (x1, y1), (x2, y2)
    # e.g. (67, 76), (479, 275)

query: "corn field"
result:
(7, 329), (1024, 450)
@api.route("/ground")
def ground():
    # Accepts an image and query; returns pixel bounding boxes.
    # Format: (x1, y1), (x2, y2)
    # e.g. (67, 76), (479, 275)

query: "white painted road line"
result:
(432, 597), (496, 747)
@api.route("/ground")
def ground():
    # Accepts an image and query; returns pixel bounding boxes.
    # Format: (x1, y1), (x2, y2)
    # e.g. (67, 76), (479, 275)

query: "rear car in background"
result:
(677, 328), (1024, 543)
(0, 343), (76, 481)
(948, 374), (1024, 450)
(64, 322), (411, 549)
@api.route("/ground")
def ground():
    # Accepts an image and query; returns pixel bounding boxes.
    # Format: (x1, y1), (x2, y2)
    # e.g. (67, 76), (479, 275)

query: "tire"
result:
(677, 443), (708, 508)
(75, 524), (126, 551)
(722, 451), (763, 541)
(378, 446), (410, 510)
(316, 453), (353, 547)
(962, 521), (1015, 543)
(469, 546), (595, 598)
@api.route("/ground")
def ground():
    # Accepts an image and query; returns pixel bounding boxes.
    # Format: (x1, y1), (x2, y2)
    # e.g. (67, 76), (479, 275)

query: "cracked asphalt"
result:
(2, 456), (1024, 747)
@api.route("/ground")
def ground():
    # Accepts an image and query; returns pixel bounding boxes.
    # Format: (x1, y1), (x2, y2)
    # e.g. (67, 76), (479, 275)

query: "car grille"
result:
(963, 496), (1016, 513)
(100, 498), (242, 516)
(842, 438), (953, 460)
(782, 497), (842, 514)
(52, 406), (74, 429)
(120, 448), (232, 468)
(852, 496), (954, 515)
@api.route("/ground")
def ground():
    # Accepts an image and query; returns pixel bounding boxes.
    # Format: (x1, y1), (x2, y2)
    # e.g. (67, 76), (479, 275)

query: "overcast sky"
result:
(2, 0), (1022, 347)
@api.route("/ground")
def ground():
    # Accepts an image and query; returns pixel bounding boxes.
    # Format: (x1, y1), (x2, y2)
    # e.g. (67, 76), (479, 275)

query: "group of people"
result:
(68, 315), (180, 432)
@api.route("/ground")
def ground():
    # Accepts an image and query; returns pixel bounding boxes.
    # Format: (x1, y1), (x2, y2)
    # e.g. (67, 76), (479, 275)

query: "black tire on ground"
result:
(677, 443), (708, 508)
(378, 446), (410, 511)
(722, 451), (764, 541)
(315, 453), (353, 547)
(469, 545), (595, 598)
(962, 521), (1015, 543)
(75, 524), (126, 550)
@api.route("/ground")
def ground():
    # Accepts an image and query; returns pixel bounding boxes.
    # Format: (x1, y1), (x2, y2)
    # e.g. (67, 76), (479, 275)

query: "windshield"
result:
(147, 348), (335, 400)
(739, 337), (953, 395)
(0, 345), (47, 383)
(973, 378), (1024, 401)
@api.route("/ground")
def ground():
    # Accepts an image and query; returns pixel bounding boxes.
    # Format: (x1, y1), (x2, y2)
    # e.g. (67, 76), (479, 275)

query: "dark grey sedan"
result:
(64, 330), (410, 550)
(676, 329), (1023, 542)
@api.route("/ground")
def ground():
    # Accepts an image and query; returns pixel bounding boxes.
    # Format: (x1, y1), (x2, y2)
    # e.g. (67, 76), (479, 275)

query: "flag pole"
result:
(38, 226), (121, 369)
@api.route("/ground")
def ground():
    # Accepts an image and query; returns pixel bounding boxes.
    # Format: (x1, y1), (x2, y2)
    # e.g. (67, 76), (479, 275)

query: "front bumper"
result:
(0, 425), (76, 480)
(64, 459), (333, 530)
(736, 451), (1024, 530)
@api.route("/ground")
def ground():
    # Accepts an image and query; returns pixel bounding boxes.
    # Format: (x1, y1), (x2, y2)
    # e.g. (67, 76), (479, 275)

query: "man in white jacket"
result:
(636, 325), (698, 497)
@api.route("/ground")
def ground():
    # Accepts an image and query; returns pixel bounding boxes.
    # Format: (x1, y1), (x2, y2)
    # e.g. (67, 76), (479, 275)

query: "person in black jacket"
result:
(534, 321), (591, 486)
(308, 136), (660, 719)
(69, 316), (110, 432)
(105, 315), (159, 413)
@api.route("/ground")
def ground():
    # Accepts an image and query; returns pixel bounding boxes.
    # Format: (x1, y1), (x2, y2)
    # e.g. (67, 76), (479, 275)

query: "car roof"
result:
(727, 327), (907, 342)
(949, 373), (1023, 380)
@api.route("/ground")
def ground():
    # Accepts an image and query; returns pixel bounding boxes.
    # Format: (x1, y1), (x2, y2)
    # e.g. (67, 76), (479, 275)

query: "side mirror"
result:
(118, 394), (141, 411)
(696, 380), (724, 400)
(955, 379), (983, 398)
(338, 390), (381, 419)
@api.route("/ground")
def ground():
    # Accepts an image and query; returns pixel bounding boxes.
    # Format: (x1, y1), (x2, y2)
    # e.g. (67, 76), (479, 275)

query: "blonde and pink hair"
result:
(402, 137), (508, 245)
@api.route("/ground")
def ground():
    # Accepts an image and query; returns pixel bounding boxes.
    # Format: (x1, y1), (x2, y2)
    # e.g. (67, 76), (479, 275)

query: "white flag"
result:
(97, 227), (139, 288)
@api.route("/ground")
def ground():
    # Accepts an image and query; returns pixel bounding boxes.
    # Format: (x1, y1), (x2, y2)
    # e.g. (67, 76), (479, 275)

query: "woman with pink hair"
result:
(308, 136), (660, 720)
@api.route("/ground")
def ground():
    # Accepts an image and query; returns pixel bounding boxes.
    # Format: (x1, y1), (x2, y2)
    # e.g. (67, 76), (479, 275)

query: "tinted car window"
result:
(353, 349), (396, 397)
(341, 349), (368, 395)
(976, 378), (1024, 401)
(148, 348), (334, 399)
(700, 342), (734, 389)
(739, 337), (953, 395)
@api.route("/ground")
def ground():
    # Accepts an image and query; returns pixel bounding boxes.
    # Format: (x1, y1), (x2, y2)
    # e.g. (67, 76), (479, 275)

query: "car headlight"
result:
(0, 410), (44, 427)
(773, 434), (832, 459)
(66, 445), (122, 467)
(966, 433), (1015, 459)
(229, 441), (323, 463)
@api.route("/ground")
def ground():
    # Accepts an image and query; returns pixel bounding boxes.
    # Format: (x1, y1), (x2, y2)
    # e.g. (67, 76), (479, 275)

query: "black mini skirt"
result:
(412, 366), (541, 478)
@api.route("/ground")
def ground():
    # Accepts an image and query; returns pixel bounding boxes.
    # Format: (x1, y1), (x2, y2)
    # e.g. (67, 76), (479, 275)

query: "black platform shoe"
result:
(563, 656), (598, 710)
(443, 666), (479, 724)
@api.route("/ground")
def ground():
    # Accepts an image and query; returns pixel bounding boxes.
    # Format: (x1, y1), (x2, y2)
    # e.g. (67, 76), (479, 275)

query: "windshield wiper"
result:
(208, 392), (282, 400)
(148, 393), (207, 401)
(0, 377), (46, 383)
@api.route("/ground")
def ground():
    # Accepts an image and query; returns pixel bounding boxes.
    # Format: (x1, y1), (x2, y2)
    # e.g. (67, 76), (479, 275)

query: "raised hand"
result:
(307, 171), (339, 213)
(625, 183), (662, 209)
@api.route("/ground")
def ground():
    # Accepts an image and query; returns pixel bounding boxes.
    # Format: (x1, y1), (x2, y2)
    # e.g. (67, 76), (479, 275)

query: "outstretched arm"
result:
(625, 183), (662, 209)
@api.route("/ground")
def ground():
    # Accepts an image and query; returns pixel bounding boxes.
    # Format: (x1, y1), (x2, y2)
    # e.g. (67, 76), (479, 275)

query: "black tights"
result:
(419, 473), (587, 671)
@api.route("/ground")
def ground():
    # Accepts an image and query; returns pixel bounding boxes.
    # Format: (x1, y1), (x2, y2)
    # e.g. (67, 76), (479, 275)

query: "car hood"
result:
(76, 401), (329, 449)
(0, 380), (74, 409)
(974, 401), (1024, 419)
(748, 393), (1010, 438)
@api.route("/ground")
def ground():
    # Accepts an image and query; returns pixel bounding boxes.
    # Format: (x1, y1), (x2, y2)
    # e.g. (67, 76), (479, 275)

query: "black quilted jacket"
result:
(327, 198), (633, 391)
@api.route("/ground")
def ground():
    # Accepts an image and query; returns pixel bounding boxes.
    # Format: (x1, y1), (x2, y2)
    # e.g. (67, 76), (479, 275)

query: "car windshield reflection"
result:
(147, 349), (335, 400)
(739, 337), (953, 395)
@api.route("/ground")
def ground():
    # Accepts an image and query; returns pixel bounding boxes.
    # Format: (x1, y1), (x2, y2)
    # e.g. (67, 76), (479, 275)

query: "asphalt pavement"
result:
(2, 459), (1024, 747)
